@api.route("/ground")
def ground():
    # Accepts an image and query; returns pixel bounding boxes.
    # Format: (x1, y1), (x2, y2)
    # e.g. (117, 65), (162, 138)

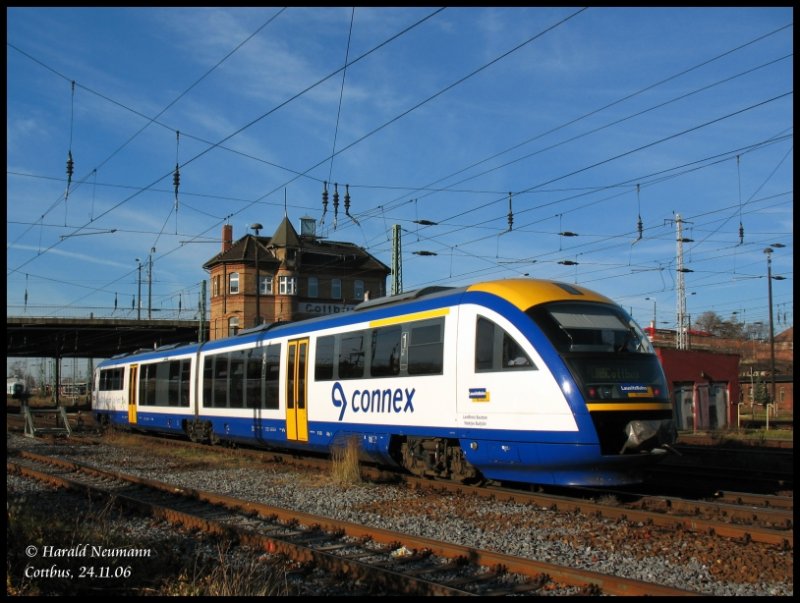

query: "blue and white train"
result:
(92, 278), (676, 486)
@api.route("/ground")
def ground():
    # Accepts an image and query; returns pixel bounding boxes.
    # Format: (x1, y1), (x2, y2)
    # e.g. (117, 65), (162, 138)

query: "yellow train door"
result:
(286, 339), (309, 442)
(128, 365), (138, 425)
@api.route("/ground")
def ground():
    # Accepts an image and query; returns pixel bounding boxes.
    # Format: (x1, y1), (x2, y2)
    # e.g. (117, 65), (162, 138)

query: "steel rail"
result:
(8, 450), (700, 596)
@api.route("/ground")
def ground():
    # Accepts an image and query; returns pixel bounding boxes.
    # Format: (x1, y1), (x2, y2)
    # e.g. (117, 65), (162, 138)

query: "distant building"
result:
(644, 325), (794, 428)
(203, 216), (391, 341)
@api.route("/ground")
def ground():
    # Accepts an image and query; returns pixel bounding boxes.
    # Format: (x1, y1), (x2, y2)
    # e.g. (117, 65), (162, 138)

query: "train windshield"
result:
(528, 302), (668, 401)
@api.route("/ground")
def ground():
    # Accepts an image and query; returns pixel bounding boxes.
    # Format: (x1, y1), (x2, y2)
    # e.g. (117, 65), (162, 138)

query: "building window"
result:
(279, 275), (297, 295)
(229, 272), (239, 295)
(331, 278), (342, 300)
(308, 276), (318, 298)
(212, 275), (220, 297)
(354, 280), (364, 300)
(228, 316), (239, 336)
(259, 274), (272, 295)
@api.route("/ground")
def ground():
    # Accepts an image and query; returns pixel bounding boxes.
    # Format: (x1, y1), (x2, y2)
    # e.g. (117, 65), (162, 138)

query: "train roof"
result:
(467, 279), (613, 311)
(96, 278), (615, 366)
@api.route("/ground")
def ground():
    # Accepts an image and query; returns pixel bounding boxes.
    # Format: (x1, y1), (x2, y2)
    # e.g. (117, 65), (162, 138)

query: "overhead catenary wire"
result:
(6, 11), (792, 325)
(7, 8), (446, 282)
(323, 6), (355, 231)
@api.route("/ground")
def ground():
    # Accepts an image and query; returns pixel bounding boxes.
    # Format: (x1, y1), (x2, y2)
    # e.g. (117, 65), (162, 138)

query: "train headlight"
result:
(469, 441), (478, 451)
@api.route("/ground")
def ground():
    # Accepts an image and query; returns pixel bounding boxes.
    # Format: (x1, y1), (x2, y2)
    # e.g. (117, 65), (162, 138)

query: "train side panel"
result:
(90, 278), (674, 487)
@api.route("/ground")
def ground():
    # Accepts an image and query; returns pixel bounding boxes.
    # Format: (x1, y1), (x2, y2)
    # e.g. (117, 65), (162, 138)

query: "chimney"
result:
(222, 224), (233, 252)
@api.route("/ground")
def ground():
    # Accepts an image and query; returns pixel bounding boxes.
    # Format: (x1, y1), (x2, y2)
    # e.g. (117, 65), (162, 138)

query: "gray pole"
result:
(136, 259), (142, 320)
(765, 247), (776, 408)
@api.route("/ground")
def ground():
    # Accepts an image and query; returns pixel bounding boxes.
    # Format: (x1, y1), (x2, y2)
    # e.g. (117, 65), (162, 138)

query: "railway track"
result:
(84, 429), (796, 548)
(11, 420), (792, 550)
(7, 448), (697, 596)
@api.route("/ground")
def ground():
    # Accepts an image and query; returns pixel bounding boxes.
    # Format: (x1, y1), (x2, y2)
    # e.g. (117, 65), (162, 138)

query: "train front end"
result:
(465, 280), (676, 486)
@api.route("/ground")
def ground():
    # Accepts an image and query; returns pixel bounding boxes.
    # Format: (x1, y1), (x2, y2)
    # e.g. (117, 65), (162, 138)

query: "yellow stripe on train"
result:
(586, 402), (673, 412)
(370, 307), (449, 328)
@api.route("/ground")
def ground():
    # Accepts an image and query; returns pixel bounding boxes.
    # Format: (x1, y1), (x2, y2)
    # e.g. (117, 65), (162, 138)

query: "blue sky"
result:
(7, 7), (794, 336)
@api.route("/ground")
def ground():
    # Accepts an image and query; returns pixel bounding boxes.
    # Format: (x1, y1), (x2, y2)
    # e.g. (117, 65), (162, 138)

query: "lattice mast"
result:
(676, 214), (688, 350)
(391, 224), (402, 295)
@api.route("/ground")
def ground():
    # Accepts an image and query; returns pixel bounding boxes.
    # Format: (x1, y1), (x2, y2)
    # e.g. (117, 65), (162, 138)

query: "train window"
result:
(138, 365), (149, 405)
(167, 361), (181, 406)
(475, 317), (535, 372)
(229, 350), (246, 408)
(533, 302), (652, 354)
(246, 348), (264, 408)
(203, 357), (213, 406)
(264, 344), (280, 409)
(139, 363), (159, 406)
(180, 359), (191, 407)
(315, 336), (335, 381)
(371, 325), (401, 377)
(99, 368), (124, 391)
(339, 331), (365, 379)
(408, 318), (444, 376)
(213, 354), (229, 408)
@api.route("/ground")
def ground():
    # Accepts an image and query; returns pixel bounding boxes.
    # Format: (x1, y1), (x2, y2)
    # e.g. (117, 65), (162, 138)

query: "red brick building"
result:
(653, 347), (740, 430)
(203, 216), (390, 341)
(645, 326), (793, 428)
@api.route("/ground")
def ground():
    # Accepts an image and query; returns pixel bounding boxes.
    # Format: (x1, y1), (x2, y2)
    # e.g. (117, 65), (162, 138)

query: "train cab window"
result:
(475, 316), (535, 372)
(407, 318), (444, 375)
(99, 368), (124, 391)
(339, 332), (365, 379)
(371, 325), (401, 377)
(532, 302), (653, 354)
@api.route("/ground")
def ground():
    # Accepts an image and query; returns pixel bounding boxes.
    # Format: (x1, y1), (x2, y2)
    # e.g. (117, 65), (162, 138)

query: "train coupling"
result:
(619, 419), (676, 455)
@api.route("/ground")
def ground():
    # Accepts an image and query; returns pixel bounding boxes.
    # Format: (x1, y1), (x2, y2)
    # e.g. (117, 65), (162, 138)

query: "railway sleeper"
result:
(399, 437), (481, 484)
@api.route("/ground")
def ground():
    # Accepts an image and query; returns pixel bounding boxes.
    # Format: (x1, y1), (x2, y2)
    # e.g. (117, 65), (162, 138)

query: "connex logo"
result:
(331, 382), (415, 421)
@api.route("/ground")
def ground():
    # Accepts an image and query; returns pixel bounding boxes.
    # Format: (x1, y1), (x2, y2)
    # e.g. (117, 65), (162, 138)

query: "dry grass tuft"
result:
(330, 436), (362, 486)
